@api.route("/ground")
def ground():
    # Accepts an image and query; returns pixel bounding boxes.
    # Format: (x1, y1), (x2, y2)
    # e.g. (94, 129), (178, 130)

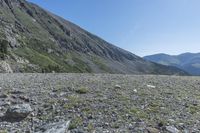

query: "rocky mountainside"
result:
(144, 53), (200, 75)
(0, 0), (187, 75)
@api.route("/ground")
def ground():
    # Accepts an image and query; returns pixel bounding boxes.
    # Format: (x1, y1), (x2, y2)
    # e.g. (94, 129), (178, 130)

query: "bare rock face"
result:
(4, 104), (32, 121)
(0, 61), (13, 73)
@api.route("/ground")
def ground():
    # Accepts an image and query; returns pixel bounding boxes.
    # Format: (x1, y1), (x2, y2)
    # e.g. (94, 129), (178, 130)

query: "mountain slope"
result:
(0, 0), (187, 75)
(144, 53), (200, 75)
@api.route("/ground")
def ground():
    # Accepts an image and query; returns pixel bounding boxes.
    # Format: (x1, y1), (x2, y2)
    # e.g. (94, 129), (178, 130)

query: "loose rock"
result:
(115, 85), (121, 89)
(37, 121), (70, 133)
(166, 126), (180, 133)
(147, 127), (160, 133)
(4, 104), (32, 121)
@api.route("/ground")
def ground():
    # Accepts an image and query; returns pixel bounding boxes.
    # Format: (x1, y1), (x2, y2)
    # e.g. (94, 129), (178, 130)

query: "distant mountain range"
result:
(0, 0), (188, 75)
(144, 53), (200, 75)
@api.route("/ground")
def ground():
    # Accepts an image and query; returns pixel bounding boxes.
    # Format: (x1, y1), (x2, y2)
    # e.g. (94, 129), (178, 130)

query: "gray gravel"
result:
(0, 74), (200, 133)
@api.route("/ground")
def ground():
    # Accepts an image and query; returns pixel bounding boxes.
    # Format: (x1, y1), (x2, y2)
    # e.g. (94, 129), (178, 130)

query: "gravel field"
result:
(0, 74), (200, 133)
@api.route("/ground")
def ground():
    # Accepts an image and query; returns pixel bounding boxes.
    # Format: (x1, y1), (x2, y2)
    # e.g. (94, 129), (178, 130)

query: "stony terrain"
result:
(0, 74), (200, 133)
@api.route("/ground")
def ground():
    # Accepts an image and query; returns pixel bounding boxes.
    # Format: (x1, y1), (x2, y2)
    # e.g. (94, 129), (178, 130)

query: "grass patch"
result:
(68, 117), (83, 130)
(130, 107), (148, 119)
(63, 95), (82, 110)
(87, 122), (94, 132)
(75, 87), (89, 94)
(188, 105), (200, 114)
(91, 56), (111, 72)
(0, 130), (7, 133)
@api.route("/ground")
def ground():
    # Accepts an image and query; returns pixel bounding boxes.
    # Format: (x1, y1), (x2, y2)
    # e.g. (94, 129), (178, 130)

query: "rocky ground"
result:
(0, 74), (200, 133)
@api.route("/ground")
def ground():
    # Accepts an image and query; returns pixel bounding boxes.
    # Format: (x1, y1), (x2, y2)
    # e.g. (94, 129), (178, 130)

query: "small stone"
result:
(115, 85), (121, 89)
(183, 129), (189, 133)
(147, 127), (160, 133)
(0, 94), (8, 98)
(160, 107), (165, 110)
(168, 119), (175, 123)
(133, 89), (137, 93)
(178, 123), (184, 127)
(0, 113), (4, 117)
(72, 129), (84, 133)
(158, 122), (164, 127)
(192, 101), (198, 106)
(147, 85), (156, 88)
(10, 90), (24, 94)
(19, 96), (30, 102)
(3, 101), (11, 106)
(166, 126), (180, 133)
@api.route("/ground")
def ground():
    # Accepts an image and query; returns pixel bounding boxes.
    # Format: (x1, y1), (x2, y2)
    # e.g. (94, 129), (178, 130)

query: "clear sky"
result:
(28, 0), (200, 56)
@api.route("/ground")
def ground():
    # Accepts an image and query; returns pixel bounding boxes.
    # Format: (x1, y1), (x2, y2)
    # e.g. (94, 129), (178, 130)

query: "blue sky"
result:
(28, 0), (200, 56)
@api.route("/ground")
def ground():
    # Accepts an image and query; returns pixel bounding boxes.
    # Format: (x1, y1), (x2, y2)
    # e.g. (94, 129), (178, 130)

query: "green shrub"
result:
(0, 39), (8, 59)
(42, 65), (63, 73)
(68, 117), (83, 130)
(75, 87), (89, 94)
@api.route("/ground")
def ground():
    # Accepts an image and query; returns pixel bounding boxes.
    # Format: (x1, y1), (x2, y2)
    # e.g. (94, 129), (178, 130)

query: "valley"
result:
(0, 0), (199, 133)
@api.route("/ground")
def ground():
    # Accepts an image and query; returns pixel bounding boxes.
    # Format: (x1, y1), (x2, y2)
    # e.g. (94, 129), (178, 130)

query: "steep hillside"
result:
(144, 53), (200, 75)
(0, 0), (187, 75)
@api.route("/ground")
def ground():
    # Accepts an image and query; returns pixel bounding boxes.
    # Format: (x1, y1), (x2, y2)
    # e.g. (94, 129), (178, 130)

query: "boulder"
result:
(5, 104), (32, 121)
(166, 126), (180, 133)
(37, 121), (70, 133)
(0, 61), (13, 73)
(147, 127), (160, 133)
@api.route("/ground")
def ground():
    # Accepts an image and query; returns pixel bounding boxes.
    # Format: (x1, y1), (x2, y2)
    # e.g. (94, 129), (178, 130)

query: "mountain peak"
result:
(144, 53), (200, 75)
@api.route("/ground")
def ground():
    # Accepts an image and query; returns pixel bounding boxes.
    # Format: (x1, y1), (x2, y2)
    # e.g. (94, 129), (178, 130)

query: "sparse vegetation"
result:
(0, 0), (197, 133)
(68, 117), (83, 130)
(0, 74), (200, 132)
(188, 105), (200, 114)
(42, 65), (63, 73)
(0, 130), (7, 133)
(0, 39), (8, 59)
(75, 87), (89, 94)
(63, 95), (82, 110)
(87, 122), (94, 131)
